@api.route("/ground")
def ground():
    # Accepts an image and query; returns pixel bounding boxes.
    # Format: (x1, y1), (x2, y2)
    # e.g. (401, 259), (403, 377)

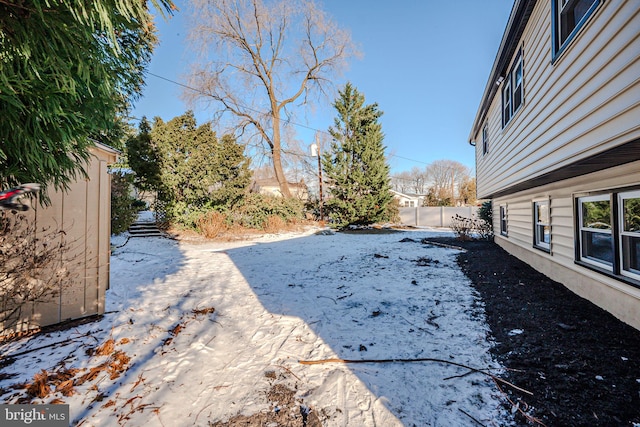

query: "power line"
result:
(139, 71), (434, 168)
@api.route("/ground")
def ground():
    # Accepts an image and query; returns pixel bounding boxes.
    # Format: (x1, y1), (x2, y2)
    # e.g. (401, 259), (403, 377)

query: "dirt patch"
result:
(426, 237), (640, 427)
(210, 372), (323, 427)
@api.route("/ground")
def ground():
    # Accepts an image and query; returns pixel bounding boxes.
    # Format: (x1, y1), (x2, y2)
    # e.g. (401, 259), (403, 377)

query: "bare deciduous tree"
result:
(424, 160), (472, 206)
(185, 0), (358, 197)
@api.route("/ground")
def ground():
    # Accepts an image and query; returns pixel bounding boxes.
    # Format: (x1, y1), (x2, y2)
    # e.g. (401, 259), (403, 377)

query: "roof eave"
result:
(468, 0), (538, 143)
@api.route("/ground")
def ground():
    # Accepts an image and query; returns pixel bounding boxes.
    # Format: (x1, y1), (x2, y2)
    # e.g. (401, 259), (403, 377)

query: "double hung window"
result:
(576, 189), (640, 285)
(534, 200), (551, 251)
(502, 50), (524, 127)
(482, 124), (489, 155)
(500, 205), (508, 236)
(578, 195), (613, 267)
(552, 0), (601, 58)
(619, 191), (640, 280)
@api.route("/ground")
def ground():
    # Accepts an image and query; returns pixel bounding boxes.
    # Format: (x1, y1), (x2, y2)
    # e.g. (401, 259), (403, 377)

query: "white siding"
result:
(493, 161), (640, 329)
(475, 0), (640, 198)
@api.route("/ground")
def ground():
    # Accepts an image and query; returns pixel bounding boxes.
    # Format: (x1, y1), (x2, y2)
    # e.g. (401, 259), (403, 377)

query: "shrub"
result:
(477, 200), (493, 231)
(196, 210), (229, 239)
(263, 215), (286, 234)
(384, 198), (401, 224)
(111, 172), (139, 235)
(450, 213), (493, 241)
(233, 194), (304, 230)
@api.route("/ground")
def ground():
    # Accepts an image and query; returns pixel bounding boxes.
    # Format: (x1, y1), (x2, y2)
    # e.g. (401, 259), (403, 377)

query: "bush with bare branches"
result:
(450, 214), (493, 241)
(0, 212), (76, 332)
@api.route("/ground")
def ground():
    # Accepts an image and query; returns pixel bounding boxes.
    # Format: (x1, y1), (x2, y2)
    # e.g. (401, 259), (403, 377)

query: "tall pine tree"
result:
(322, 83), (393, 228)
(126, 117), (162, 195)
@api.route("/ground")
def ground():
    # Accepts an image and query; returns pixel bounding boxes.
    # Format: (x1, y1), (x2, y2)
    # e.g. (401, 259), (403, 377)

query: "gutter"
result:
(468, 0), (537, 145)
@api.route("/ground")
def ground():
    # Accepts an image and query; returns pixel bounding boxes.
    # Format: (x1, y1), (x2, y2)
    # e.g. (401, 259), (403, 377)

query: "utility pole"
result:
(310, 133), (324, 221)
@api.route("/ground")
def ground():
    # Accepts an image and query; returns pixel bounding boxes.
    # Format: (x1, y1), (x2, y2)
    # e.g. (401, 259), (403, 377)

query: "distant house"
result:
(250, 178), (309, 200)
(469, 0), (640, 329)
(391, 190), (424, 207)
(1, 143), (117, 334)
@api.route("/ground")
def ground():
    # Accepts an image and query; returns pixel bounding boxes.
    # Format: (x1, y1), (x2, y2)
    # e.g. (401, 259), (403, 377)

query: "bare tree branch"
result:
(185, 0), (358, 197)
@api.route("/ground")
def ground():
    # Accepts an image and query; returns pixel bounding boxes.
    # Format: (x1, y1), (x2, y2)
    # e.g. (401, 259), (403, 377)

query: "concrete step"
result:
(128, 221), (163, 237)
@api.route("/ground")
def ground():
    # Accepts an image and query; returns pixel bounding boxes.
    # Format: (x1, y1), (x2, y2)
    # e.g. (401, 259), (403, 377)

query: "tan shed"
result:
(2, 143), (117, 334)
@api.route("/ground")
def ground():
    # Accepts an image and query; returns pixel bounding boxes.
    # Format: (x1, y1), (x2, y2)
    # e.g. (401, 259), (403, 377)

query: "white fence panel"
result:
(398, 206), (478, 227)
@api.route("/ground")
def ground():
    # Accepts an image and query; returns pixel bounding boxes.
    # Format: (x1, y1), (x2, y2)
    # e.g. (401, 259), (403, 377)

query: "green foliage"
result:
(0, 0), (174, 198)
(624, 197), (640, 232)
(477, 200), (493, 231)
(149, 111), (252, 227)
(231, 194), (305, 230)
(110, 171), (139, 235)
(126, 117), (162, 193)
(385, 198), (401, 224)
(322, 83), (393, 228)
(582, 200), (611, 229)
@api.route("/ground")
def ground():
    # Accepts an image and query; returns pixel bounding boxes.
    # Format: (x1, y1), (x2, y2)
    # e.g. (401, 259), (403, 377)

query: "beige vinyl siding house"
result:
(2, 143), (117, 334)
(469, 0), (640, 329)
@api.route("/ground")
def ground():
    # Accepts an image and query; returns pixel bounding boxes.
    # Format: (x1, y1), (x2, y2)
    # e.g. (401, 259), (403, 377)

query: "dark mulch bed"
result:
(426, 237), (640, 427)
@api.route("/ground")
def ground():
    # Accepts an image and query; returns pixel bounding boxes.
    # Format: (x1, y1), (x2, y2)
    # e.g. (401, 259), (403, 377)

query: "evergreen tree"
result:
(0, 1), (174, 197)
(126, 117), (162, 194)
(322, 83), (393, 228)
(151, 112), (252, 224)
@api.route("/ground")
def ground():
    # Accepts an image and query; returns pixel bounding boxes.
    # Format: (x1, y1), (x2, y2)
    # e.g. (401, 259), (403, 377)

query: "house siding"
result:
(475, 0), (640, 199)
(493, 161), (640, 329)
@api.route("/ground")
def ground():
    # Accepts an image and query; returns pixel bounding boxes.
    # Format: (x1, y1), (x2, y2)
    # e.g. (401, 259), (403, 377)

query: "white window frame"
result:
(500, 205), (508, 236)
(482, 124), (489, 155)
(533, 200), (551, 251)
(618, 190), (640, 281)
(512, 59), (523, 112)
(502, 78), (512, 126)
(577, 194), (613, 268)
(502, 50), (523, 128)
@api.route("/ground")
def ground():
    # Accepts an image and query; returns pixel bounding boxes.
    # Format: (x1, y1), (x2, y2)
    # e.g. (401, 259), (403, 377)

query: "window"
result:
(502, 50), (524, 127)
(578, 195), (613, 267)
(500, 205), (508, 236)
(552, 0), (601, 59)
(619, 191), (640, 280)
(534, 200), (551, 251)
(482, 124), (489, 155)
(575, 188), (640, 287)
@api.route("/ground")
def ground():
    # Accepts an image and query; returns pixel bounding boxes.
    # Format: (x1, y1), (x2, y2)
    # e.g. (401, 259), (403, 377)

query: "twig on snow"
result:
(493, 379), (547, 427)
(458, 408), (487, 426)
(298, 357), (532, 396)
(273, 364), (301, 381)
(1, 333), (92, 360)
(316, 295), (337, 304)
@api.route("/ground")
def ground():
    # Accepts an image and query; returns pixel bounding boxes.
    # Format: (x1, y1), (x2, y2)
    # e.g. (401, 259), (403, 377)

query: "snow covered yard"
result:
(0, 228), (513, 426)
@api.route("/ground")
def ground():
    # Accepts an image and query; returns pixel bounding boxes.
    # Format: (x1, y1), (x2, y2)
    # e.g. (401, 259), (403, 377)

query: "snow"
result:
(1, 225), (513, 426)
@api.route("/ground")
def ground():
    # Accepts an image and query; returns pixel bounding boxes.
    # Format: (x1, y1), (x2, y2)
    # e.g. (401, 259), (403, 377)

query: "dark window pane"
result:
(560, 0), (597, 44)
(539, 225), (551, 244)
(581, 230), (613, 265)
(622, 235), (640, 275)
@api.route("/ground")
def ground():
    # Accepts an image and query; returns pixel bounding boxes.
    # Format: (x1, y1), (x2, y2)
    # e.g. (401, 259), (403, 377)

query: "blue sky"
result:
(132, 1), (514, 174)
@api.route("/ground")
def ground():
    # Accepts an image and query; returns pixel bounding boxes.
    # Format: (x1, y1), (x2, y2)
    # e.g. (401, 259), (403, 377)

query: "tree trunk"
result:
(271, 116), (292, 198)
